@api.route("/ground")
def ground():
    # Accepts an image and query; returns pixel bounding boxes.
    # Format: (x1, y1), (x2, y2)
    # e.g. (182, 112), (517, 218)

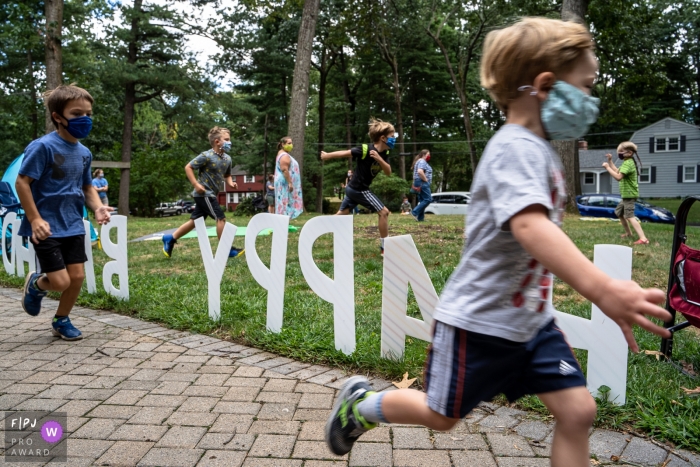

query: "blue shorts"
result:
(424, 319), (586, 419)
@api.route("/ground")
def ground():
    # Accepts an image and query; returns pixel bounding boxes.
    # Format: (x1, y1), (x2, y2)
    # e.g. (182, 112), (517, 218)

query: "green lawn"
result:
(1, 212), (699, 450)
(645, 197), (700, 225)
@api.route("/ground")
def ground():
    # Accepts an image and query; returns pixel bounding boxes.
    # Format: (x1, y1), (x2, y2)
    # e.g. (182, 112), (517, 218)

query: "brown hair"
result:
(411, 149), (430, 170)
(92, 168), (103, 178)
(277, 136), (292, 151)
(268, 174), (274, 181)
(618, 141), (642, 176)
(368, 118), (395, 143)
(208, 126), (230, 145)
(480, 17), (594, 112)
(44, 84), (94, 129)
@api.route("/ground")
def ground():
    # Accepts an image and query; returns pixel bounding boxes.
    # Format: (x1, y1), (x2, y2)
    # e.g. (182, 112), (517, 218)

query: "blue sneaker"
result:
(22, 271), (47, 316)
(229, 247), (245, 258)
(52, 316), (83, 341)
(162, 234), (176, 258)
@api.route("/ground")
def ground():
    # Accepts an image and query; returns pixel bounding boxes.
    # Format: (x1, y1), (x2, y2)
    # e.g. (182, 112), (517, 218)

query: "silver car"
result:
(423, 191), (471, 215)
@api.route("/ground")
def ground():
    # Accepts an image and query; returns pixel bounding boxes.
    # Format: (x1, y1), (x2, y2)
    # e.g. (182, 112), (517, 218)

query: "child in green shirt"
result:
(603, 141), (649, 244)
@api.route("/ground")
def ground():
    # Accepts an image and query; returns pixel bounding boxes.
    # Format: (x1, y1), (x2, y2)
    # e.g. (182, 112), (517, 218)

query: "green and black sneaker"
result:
(325, 376), (377, 455)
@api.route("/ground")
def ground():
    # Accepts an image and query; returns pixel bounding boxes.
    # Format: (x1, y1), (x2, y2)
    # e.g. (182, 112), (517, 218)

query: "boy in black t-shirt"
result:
(321, 119), (395, 254)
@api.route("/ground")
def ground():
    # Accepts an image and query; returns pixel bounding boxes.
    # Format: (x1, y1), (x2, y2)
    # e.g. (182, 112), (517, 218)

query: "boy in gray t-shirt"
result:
(326, 18), (672, 467)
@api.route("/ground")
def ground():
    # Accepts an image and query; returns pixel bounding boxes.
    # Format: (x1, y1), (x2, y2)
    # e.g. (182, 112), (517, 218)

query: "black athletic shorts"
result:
(424, 319), (586, 419)
(191, 196), (225, 221)
(33, 235), (87, 274)
(339, 186), (385, 213)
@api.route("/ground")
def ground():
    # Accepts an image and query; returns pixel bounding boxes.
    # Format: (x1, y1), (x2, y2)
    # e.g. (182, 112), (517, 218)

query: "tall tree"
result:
(555, 0), (589, 212)
(44, 0), (63, 133)
(287, 0), (321, 177)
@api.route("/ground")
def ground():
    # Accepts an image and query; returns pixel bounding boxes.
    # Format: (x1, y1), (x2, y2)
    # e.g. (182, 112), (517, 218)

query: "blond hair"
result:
(480, 17), (594, 112)
(43, 84), (94, 129)
(368, 118), (395, 143)
(617, 141), (642, 176)
(208, 126), (230, 145)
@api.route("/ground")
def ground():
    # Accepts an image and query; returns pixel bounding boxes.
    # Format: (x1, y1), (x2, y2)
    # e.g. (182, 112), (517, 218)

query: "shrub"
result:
(232, 197), (257, 216)
(370, 173), (411, 213)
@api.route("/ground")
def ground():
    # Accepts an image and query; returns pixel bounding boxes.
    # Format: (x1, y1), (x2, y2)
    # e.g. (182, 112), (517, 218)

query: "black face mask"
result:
(618, 153), (625, 160)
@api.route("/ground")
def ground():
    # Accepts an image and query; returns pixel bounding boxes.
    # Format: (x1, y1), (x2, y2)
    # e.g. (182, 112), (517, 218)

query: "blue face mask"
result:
(540, 81), (599, 140)
(63, 115), (93, 139)
(222, 141), (232, 153)
(386, 137), (396, 149)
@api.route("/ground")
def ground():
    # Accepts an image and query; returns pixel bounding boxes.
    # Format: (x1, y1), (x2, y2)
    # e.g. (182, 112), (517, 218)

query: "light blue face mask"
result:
(519, 80), (600, 140)
(222, 141), (232, 153)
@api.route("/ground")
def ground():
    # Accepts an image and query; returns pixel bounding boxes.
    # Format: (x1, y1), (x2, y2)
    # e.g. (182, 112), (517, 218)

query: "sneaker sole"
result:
(51, 328), (84, 341)
(162, 248), (171, 258)
(22, 271), (40, 317)
(324, 375), (370, 454)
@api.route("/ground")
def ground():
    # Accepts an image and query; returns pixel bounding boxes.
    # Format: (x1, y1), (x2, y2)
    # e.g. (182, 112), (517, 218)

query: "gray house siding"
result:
(579, 148), (615, 194)
(620, 118), (700, 198)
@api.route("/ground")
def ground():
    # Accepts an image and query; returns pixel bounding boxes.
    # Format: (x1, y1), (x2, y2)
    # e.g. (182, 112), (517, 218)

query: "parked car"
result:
(175, 199), (195, 213)
(424, 191), (471, 215)
(576, 194), (675, 224)
(154, 202), (182, 217)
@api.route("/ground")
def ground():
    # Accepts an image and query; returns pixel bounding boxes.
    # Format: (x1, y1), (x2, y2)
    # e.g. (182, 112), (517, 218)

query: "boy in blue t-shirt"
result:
(16, 85), (113, 341)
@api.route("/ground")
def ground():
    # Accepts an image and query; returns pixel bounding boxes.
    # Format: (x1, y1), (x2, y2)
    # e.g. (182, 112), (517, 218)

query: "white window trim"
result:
(655, 134), (681, 152)
(244, 175), (255, 183)
(639, 167), (651, 184)
(583, 173), (595, 185)
(683, 165), (696, 183)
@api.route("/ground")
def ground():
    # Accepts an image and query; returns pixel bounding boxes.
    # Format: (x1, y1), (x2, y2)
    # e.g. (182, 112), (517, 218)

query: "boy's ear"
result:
(533, 72), (556, 100)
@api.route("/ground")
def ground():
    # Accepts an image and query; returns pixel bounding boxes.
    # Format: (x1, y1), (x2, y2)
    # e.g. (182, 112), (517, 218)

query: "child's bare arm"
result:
(320, 150), (352, 161)
(510, 204), (671, 352)
(84, 185), (113, 225)
(16, 174), (51, 243)
(185, 163), (206, 194)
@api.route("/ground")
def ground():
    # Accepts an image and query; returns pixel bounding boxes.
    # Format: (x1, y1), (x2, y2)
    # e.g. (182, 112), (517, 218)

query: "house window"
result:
(227, 193), (240, 203)
(683, 165), (696, 183)
(244, 175), (255, 183)
(639, 167), (650, 183)
(655, 135), (681, 152)
(583, 173), (595, 185)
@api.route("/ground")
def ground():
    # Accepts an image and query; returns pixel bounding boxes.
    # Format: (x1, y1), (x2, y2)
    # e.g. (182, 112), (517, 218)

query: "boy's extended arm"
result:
(603, 163), (623, 181)
(84, 185), (113, 224)
(185, 163), (206, 194)
(510, 204), (671, 352)
(225, 175), (237, 190)
(320, 150), (352, 161)
(16, 174), (51, 242)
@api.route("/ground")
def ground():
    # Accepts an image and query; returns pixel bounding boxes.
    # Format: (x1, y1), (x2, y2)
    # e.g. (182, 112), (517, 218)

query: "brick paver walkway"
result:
(0, 287), (698, 467)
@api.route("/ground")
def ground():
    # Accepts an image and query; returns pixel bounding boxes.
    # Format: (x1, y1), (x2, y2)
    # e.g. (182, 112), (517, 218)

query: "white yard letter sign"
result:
(101, 215), (129, 300)
(2, 212), (18, 275)
(298, 216), (355, 355)
(13, 222), (37, 276)
(553, 244), (631, 404)
(381, 235), (439, 359)
(245, 213), (289, 332)
(83, 220), (97, 294)
(196, 217), (236, 321)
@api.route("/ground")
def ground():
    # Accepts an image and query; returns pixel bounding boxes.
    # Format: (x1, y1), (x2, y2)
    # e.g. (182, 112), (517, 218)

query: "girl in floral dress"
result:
(274, 136), (303, 219)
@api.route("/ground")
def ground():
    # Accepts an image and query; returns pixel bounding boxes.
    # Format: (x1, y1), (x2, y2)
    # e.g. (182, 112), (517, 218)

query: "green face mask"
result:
(283, 144), (293, 152)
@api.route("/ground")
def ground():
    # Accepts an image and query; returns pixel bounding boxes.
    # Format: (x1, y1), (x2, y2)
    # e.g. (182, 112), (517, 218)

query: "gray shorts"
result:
(615, 198), (636, 219)
(101, 196), (109, 206)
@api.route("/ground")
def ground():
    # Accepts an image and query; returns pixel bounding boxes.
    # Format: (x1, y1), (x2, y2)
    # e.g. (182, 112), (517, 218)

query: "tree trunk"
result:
(551, 140), (580, 212)
(339, 49), (356, 170)
(263, 113), (269, 185)
(411, 92), (418, 155)
(118, 0), (141, 216)
(44, 0), (63, 133)
(28, 51), (38, 141)
(428, 32), (477, 173)
(316, 50), (328, 214)
(390, 57), (406, 180)
(557, 0), (589, 212)
(287, 0), (321, 178)
(562, 0), (588, 21)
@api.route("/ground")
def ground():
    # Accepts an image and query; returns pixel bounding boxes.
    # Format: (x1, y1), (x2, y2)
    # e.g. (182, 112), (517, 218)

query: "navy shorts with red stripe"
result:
(424, 319), (586, 419)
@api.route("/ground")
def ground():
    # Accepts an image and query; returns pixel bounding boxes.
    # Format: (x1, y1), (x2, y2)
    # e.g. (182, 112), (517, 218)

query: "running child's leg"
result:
(538, 387), (596, 467)
(377, 207), (390, 239)
(55, 263), (85, 317)
(172, 219), (196, 240)
(216, 218), (226, 239)
(366, 389), (459, 431)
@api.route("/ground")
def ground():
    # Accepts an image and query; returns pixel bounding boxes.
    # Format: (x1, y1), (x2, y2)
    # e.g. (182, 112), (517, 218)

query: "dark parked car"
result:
(175, 199), (195, 213)
(576, 194), (675, 224)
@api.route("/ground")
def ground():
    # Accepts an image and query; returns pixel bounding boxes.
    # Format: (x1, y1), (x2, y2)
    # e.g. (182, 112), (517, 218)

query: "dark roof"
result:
(579, 149), (616, 169)
(231, 165), (262, 176)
